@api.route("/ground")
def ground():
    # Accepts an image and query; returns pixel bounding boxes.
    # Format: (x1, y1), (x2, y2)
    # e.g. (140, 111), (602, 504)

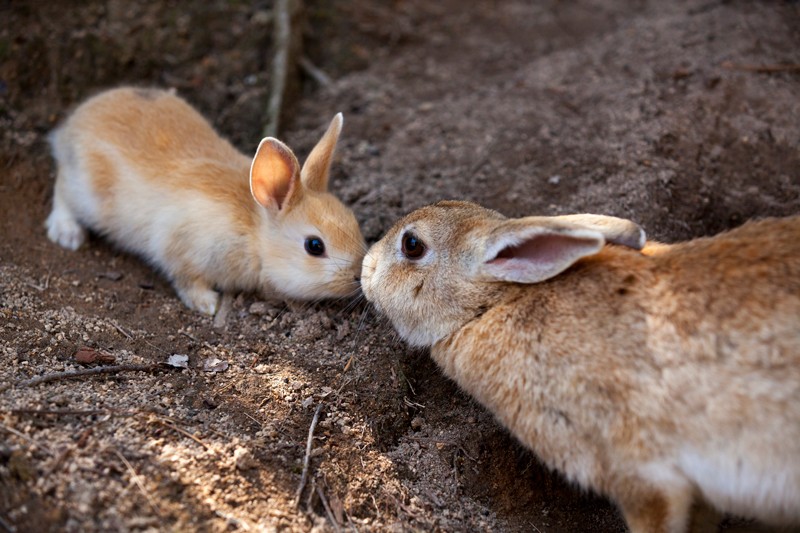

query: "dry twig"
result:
(113, 449), (162, 517)
(110, 321), (133, 339)
(10, 408), (121, 417)
(264, 0), (304, 137)
(0, 422), (52, 453)
(0, 364), (161, 393)
(408, 436), (478, 462)
(721, 61), (800, 74)
(0, 514), (15, 533)
(51, 426), (94, 472)
(299, 56), (332, 87)
(294, 403), (323, 507)
(316, 485), (342, 533)
(151, 416), (212, 450)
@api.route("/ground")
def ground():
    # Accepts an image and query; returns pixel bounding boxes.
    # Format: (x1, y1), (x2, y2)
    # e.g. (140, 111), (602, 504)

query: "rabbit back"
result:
(48, 87), (262, 316)
(433, 216), (800, 525)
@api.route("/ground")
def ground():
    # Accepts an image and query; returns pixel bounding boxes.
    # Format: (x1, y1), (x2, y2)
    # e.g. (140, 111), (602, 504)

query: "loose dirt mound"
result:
(2, 1), (798, 531)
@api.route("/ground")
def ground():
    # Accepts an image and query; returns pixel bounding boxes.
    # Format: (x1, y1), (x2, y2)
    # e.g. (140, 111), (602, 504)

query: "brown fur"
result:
(362, 201), (800, 533)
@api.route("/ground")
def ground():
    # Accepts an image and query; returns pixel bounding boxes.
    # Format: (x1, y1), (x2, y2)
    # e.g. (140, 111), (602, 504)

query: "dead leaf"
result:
(166, 354), (189, 368)
(74, 346), (116, 365)
(203, 357), (228, 372)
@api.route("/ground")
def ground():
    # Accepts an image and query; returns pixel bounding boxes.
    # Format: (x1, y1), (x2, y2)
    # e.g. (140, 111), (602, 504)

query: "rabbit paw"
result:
(46, 207), (86, 251)
(175, 281), (220, 316)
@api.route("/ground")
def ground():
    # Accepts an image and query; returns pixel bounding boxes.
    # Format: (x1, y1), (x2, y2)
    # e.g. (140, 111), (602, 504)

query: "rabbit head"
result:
(361, 200), (644, 347)
(251, 114), (365, 301)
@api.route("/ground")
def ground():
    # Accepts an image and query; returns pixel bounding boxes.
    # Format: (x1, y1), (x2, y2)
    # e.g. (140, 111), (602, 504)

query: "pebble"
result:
(233, 447), (256, 470)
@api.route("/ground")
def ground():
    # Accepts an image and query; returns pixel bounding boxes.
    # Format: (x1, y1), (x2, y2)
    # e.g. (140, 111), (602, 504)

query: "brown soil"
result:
(1, 1), (798, 531)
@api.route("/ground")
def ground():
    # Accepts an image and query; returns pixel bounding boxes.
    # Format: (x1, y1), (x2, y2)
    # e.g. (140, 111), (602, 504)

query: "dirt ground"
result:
(1, 1), (799, 531)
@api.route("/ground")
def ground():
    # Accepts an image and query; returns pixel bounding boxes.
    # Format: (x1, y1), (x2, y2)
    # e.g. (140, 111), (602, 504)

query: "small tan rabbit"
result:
(46, 87), (365, 314)
(361, 200), (800, 532)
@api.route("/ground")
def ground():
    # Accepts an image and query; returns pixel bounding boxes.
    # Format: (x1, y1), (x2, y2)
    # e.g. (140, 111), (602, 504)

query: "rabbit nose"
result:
(353, 276), (361, 283)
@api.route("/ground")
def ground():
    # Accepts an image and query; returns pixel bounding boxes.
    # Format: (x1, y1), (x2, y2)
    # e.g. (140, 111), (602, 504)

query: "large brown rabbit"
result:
(361, 200), (800, 533)
(47, 87), (365, 315)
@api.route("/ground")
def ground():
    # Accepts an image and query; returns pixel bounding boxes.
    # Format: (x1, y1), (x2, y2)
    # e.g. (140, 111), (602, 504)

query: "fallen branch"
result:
(0, 364), (161, 394)
(264, 0), (304, 138)
(721, 61), (800, 74)
(294, 403), (323, 507)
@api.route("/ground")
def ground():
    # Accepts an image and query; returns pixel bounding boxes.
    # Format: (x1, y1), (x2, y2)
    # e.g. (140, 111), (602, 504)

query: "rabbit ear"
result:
(478, 219), (605, 284)
(553, 214), (646, 250)
(250, 137), (303, 212)
(300, 113), (343, 192)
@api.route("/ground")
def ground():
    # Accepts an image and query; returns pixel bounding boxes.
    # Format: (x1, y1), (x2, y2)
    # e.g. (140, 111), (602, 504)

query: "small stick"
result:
(113, 449), (162, 517)
(342, 355), (354, 374)
(51, 426), (94, 472)
(408, 436), (477, 462)
(10, 408), (134, 417)
(243, 412), (263, 430)
(110, 321), (133, 340)
(152, 417), (211, 451)
(305, 479), (316, 512)
(299, 56), (332, 87)
(0, 423), (52, 453)
(180, 330), (198, 342)
(424, 489), (443, 508)
(315, 485), (342, 533)
(0, 364), (160, 393)
(335, 377), (352, 396)
(721, 61), (800, 74)
(294, 403), (323, 507)
(0, 514), (15, 533)
(264, 0), (303, 137)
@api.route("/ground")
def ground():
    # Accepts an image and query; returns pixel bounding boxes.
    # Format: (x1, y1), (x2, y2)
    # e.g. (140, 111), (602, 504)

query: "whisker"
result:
(350, 302), (373, 350)
(341, 293), (365, 316)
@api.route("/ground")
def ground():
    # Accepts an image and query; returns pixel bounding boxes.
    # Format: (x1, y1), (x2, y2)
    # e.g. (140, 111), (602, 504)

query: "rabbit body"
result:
(47, 87), (364, 314)
(361, 201), (800, 532)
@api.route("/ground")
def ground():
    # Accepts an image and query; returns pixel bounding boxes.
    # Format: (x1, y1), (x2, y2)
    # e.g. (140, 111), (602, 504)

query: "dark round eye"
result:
(304, 236), (326, 257)
(401, 231), (426, 260)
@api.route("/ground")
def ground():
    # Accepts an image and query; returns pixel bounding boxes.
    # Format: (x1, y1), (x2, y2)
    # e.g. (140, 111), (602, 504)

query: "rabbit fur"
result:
(361, 200), (800, 533)
(46, 87), (365, 314)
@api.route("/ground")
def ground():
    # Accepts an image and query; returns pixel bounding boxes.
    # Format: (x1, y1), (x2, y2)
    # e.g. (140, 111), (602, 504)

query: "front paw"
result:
(175, 283), (220, 315)
(46, 211), (86, 251)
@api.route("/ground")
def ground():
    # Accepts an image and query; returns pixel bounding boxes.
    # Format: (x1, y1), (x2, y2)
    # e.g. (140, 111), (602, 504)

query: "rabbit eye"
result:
(401, 232), (426, 260)
(304, 236), (326, 257)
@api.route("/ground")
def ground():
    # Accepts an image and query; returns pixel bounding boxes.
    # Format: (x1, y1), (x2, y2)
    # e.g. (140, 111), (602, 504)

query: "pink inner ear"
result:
(251, 140), (300, 211)
(489, 234), (570, 265)
(483, 230), (602, 284)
